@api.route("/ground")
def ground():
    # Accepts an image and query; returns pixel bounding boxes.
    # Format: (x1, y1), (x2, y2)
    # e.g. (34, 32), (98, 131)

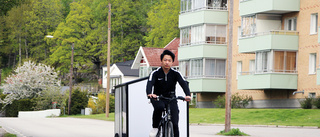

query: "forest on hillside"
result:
(0, 0), (180, 80)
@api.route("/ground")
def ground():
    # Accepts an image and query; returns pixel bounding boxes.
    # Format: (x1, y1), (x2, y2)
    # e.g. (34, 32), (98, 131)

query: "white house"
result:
(102, 60), (139, 91)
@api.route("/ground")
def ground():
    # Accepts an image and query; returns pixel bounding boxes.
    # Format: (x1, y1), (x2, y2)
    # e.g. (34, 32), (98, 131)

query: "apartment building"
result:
(178, 0), (320, 108)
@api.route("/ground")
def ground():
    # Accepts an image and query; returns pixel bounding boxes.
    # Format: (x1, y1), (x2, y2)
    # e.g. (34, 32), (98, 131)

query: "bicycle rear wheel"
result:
(165, 121), (174, 137)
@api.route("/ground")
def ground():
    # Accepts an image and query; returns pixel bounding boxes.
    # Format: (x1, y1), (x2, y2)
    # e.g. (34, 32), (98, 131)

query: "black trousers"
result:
(151, 99), (180, 137)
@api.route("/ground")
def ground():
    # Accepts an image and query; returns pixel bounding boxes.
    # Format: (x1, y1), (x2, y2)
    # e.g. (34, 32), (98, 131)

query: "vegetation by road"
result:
(66, 108), (320, 127)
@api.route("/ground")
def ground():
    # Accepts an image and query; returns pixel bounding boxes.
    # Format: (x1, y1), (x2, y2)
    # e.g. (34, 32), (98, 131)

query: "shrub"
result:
(299, 97), (313, 109)
(312, 97), (320, 109)
(87, 92), (115, 114)
(214, 95), (225, 108)
(65, 88), (89, 115)
(218, 128), (249, 136)
(32, 88), (65, 111)
(213, 93), (252, 108)
(4, 98), (35, 117)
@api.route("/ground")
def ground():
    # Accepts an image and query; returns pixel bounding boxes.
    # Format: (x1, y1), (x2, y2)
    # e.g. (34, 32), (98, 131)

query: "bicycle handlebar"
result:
(149, 95), (185, 101)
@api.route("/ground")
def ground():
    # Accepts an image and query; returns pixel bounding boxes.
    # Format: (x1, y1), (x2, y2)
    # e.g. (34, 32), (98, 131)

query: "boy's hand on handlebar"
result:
(148, 94), (157, 99)
(185, 96), (191, 102)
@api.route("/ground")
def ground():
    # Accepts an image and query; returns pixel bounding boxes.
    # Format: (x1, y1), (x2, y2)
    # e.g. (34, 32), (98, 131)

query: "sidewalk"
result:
(190, 124), (320, 137)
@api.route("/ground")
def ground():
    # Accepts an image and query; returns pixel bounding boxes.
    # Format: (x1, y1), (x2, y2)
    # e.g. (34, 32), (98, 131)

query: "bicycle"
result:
(152, 95), (185, 137)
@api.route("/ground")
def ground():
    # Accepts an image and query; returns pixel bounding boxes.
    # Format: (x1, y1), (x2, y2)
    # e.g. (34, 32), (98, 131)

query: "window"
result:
(139, 66), (150, 78)
(181, 0), (192, 12)
(208, 0), (227, 10)
(179, 58), (226, 78)
(309, 53), (317, 74)
(180, 27), (191, 45)
(241, 15), (256, 37)
(256, 51), (271, 73)
(310, 13), (318, 34)
(181, 24), (227, 46)
(273, 51), (297, 73)
(309, 93), (316, 98)
(206, 25), (227, 44)
(205, 59), (226, 78)
(179, 60), (190, 77)
(181, 0), (227, 13)
(191, 25), (204, 44)
(285, 18), (297, 31)
(237, 61), (242, 79)
(190, 59), (203, 77)
(237, 26), (241, 45)
(249, 60), (255, 74)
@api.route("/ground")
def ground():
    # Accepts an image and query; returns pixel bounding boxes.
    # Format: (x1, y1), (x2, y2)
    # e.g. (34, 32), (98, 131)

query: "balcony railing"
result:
(186, 75), (226, 79)
(240, 70), (298, 76)
(241, 30), (299, 39)
(181, 3), (228, 14)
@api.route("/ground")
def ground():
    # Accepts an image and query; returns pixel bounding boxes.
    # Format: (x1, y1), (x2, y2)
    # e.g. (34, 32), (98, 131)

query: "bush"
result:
(312, 97), (320, 109)
(33, 89), (65, 111)
(65, 88), (89, 115)
(213, 93), (252, 108)
(299, 97), (313, 109)
(218, 128), (249, 136)
(87, 92), (115, 114)
(4, 98), (35, 117)
(214, 95), (225, 108)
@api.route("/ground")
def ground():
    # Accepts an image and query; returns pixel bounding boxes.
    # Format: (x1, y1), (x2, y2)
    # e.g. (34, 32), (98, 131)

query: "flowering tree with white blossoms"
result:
(1, 61), (61, 106)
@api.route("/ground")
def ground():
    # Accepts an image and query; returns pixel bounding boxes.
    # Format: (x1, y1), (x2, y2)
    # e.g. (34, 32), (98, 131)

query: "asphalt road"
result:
(0, 118), (319, 137)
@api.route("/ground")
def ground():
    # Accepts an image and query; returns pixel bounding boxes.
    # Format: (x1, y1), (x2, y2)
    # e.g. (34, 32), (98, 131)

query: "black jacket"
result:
(146, 67), (191, 97)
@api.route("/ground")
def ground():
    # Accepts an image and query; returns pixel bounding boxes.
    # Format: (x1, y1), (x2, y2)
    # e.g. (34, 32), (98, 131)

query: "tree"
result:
(144, 0), (180, 48)
(48, 1), (99, 75)
(108, 0), (147, 63)
(1, 61), (61, 107)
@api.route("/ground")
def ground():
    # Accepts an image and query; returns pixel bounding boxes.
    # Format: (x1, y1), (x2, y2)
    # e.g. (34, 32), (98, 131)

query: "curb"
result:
(189, 123), (319, 129)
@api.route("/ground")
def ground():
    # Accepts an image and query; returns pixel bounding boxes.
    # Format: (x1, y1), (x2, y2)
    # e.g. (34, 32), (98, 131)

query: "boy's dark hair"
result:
(160, 50), (175, 62)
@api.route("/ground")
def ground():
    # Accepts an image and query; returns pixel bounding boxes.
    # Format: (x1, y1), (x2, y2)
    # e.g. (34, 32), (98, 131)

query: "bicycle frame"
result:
(154, 96), (185, 137)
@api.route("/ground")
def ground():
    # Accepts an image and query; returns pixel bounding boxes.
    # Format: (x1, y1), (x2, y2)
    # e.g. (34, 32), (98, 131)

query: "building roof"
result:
(115, 60), (139, 76)
(102, 60), (139, 77)
(131, 38), (180, 69)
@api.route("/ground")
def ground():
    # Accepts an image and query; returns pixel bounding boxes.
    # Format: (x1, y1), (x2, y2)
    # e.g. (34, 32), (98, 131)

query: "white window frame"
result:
(237, 61), (242, 79)
(309, 53), (317, 74)
(285, 17), (297, 31)
(309, 93), (316, 98)
(249, 60), (255, 74)
(310, 13), (318, 35)
(256, 51), (272, 73)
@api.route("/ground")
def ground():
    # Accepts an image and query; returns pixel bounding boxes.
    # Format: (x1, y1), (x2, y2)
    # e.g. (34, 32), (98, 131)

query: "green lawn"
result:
(189, 108), (320, 127)
(64, 108), (320, 127)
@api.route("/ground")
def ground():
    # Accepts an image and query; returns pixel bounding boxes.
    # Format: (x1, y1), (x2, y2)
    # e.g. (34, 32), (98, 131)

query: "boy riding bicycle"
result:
(146, 50), (191, 137)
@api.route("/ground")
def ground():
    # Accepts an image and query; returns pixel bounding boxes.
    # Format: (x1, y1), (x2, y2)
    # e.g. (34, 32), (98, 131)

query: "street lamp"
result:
(46, 35), (74, 115)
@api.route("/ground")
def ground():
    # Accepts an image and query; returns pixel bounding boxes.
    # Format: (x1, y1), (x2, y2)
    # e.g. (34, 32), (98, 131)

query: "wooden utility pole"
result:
(225, 0), (234, 132)
(106, 3), (111, 118)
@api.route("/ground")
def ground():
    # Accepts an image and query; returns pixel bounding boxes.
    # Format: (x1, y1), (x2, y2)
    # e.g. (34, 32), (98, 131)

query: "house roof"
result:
(131, 38), (180, 69)
(102, 60), (139, 77)
(115, 60), (139, 76)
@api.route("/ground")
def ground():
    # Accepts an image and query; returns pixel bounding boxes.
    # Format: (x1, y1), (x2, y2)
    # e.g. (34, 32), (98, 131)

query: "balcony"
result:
(239, 30), (299, 53)
(238, 72), (297, 90)
(179, 10), (228, 28)
(188, 78), (226, 93)
(239, 0), (300, 16)
(178, 44), (227, 60)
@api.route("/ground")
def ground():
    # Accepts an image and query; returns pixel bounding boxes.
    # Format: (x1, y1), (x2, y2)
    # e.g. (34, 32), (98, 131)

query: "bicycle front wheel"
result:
(165, 121), (174, 137)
